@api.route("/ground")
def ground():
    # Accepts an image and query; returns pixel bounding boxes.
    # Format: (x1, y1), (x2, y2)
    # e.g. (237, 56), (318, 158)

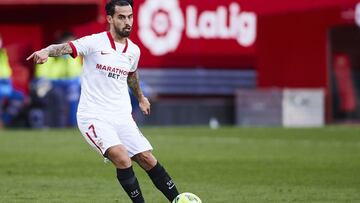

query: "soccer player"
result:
(26, 1), (179, 202)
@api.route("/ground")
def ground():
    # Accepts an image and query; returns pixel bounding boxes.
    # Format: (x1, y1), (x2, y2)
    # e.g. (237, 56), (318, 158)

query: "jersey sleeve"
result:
(130, 46), (141, 73)
(68, 34), (95, 58)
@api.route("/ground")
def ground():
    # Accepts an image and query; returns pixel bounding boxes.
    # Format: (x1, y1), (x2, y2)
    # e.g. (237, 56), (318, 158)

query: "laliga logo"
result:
(186, 3), (256, 47)
(138, 0), (257, 56)
(138, 0), (184, 56)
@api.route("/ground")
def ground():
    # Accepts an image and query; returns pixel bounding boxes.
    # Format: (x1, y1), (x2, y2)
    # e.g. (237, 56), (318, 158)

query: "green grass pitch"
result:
(0, 126), (360, 202)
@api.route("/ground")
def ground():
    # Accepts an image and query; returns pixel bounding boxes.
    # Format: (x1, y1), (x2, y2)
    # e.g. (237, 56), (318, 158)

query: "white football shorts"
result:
(77, 114), (153, 157)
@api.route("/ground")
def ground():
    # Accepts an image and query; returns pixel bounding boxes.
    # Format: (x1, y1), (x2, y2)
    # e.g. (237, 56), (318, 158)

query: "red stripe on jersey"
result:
(107, 31), (116, 51)
(85, 132), (103, 154)
(123, 39), (128, 53)
(68, 42), (78, 58)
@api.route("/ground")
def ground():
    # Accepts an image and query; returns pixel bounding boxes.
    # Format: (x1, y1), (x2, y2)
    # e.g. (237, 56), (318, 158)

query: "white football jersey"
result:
(69, 31), (140, 118)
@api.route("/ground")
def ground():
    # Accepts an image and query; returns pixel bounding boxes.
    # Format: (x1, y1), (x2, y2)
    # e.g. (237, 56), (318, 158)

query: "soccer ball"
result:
(172, 192), (202, 203)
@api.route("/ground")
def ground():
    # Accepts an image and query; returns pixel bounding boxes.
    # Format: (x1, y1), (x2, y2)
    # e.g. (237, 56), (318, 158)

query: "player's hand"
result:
(26, 49), (49, 64)
(139, 96), (151, 115)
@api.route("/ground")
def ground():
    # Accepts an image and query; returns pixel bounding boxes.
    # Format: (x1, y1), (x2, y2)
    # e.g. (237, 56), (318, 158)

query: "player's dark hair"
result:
(106, 0), (133, 16)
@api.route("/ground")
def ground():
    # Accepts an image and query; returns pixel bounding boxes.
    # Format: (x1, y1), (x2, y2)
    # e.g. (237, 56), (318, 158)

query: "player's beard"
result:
(115, 26), (132, 38)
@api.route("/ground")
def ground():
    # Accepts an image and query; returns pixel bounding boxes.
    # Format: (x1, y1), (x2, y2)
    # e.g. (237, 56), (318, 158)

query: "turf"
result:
(0, 126), (360, 203)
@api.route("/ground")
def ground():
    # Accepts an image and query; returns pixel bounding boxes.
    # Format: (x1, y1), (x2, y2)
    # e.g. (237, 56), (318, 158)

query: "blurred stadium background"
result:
(0, 0), (360, 127)
(1, 0), (360, 202)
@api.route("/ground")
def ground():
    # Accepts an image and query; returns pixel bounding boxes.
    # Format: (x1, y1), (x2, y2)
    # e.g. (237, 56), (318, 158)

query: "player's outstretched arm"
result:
(26, 43), (73, 64)
(127, 71), (151, 115)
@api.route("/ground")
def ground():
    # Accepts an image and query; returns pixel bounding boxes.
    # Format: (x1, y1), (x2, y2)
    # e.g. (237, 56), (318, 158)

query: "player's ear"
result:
(106, 15), (113, 24)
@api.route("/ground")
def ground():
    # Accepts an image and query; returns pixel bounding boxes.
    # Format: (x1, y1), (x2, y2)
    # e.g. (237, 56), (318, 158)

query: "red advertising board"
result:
(131, 0), (257, 68)
(129, 0), (358, 69)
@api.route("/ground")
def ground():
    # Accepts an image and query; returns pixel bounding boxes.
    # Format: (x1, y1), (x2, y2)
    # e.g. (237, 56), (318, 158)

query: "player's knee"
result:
(110, 155), (132, 168)
(113, 157), (132, 168)
(106, 146), (132, 168)
(136, 151), (157, 169)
